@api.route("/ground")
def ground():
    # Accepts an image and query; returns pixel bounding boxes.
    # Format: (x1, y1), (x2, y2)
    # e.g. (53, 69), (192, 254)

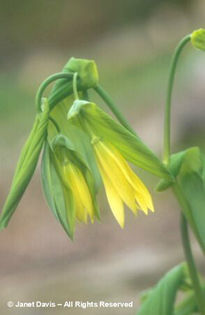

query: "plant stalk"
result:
(180, 213), (205, 315)
(94, 84), (136, 135)
(163, 34), (205, 314)
(163, 34), (191, 166)
(35, 72), (73, 112)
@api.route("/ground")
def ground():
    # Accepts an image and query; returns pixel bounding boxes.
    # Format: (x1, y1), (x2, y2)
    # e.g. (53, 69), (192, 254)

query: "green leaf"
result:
(41, 142), (75, 239)
(137, 264), (186, 315)
(178, 147), (202, 175)
(155, 178), (174, 192)
(178, 172), (205, 252)
(68, 101), (172, 180)
(170, 147), (205, 251)
(174, 291), (198, 315)
(48, 80), (74, 111)
(48, 94), (75, 138)
(156, 147), (200, 192)
(174, 284), (205, 315)
(200, 153), (205, 187)
(0, 106), (49, 230)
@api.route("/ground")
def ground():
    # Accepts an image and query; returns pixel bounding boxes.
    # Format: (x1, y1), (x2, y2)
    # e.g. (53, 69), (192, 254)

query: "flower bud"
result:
(65, 57), (99, 89)
(191, 28), (205, 51)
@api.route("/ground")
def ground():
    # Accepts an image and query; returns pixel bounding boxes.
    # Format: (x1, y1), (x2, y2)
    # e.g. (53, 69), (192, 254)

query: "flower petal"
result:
(105, 142), (154, 213)
(94, 141), (137, 213)
(65, 164), (94, 223)
(101, 170), (125, 228)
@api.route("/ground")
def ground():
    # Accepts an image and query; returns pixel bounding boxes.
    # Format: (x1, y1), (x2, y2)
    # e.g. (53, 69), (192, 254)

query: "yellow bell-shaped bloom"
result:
(62, 162), (95, 224)
(93, 139), (154, 228)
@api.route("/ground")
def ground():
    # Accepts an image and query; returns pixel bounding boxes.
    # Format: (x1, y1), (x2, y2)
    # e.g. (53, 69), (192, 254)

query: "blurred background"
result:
(0, 0), (205, 314)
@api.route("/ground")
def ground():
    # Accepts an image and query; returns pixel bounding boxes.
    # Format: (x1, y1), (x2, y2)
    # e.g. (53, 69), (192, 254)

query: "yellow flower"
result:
(61, 162), (95, 224)
(93, 139), (154, 228)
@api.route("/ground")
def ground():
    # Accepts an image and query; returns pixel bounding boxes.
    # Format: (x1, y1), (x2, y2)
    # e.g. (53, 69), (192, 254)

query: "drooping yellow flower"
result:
(62, 162), (95, 224)
(93, 138), (154, 228)
(42, 134), (100, 239)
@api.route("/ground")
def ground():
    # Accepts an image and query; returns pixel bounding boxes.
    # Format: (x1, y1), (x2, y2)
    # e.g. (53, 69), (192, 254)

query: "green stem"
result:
(163, 34), (191, 166)
(163, 33), (205, 314)
(173, 182), (204, 251)
(180, 213), (205, 315)
(35, 72), (73, 112)
(94, 84), (136, 135)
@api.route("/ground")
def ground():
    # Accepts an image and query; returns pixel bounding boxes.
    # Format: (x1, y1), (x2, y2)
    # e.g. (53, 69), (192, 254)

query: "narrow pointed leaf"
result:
(137, 264), (186, 315)
(0, 106), (49, 229)
(174, 291), (198, 315)
(172, 147), (205, 251)
(174, 284), (205, 315)
(156, 147), (200, 192)
(178, 172), (205, 252)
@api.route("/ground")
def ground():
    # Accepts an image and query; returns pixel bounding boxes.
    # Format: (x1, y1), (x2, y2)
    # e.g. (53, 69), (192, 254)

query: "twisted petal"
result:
(95, 141), (137, 213)
(94, 140), (154, 225)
